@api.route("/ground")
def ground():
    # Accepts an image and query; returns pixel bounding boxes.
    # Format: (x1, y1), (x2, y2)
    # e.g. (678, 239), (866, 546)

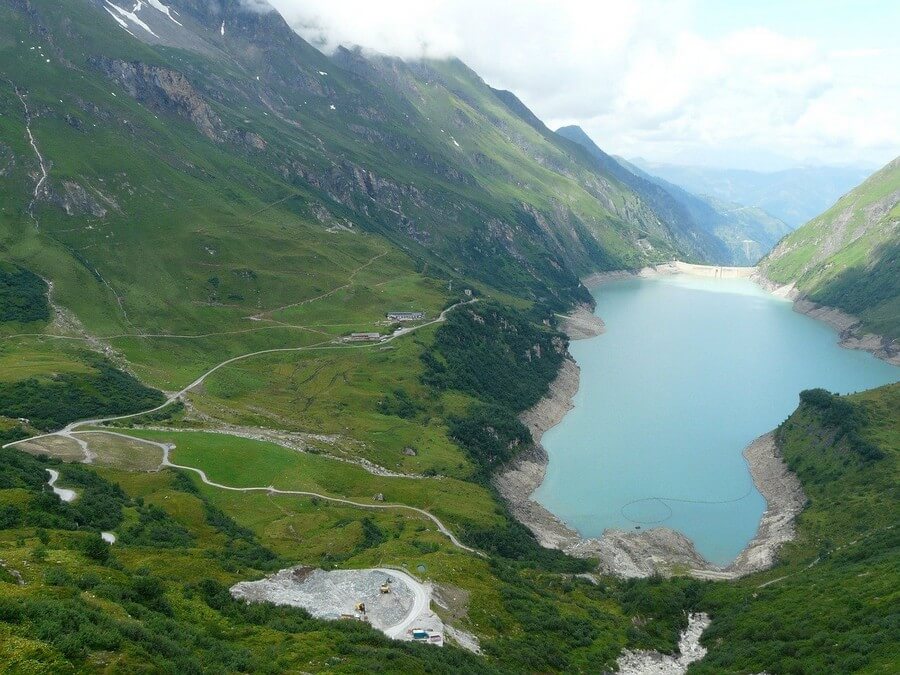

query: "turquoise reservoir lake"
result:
(533, 275), (898, 565)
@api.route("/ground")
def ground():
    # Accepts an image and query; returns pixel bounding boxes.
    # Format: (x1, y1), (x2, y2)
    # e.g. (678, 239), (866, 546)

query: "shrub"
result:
(0, 264), (50, 323)
(81, 534), (110, 563)
(0, 354), (165, 431)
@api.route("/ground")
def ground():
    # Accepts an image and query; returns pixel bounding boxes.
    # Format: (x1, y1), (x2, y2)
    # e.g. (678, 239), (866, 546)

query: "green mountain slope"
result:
(698, 383), (900, 674)
(557, 125), (792, 264)
(0, 2), (727, 669)
(2, 2), (897, 673)
(0, 0), (732, 396)
(761, 156), (900, 339)
(551, 124), (733, 263)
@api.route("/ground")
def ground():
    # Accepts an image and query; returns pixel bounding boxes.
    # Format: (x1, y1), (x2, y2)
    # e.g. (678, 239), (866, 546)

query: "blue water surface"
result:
(533, 276), (898, 565)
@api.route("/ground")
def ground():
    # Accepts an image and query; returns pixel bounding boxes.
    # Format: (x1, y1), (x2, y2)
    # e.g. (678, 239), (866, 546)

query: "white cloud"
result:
(265, 0), (900, 169)
(239, 0), (276, 12)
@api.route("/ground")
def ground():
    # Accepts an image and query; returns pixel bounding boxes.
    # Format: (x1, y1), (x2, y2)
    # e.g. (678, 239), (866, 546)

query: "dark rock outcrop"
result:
(93, 58), (224, 140)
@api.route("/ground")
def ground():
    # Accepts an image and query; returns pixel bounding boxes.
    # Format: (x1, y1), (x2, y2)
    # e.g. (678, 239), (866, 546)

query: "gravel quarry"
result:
(230, 567), (444, 644)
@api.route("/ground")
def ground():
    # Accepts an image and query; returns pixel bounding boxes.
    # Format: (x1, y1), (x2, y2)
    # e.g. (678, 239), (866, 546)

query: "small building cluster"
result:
(386, 311), (425, 322)
(347, 332), (381, 342)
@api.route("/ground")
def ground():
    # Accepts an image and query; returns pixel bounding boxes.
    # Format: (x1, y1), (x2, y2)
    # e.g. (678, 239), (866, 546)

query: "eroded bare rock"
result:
(617, 613), (711, 675)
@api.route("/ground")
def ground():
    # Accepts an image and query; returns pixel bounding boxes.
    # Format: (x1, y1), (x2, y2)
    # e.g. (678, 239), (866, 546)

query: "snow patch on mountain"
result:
(146, 0), (183, 26)
(105, 1), (158, 37)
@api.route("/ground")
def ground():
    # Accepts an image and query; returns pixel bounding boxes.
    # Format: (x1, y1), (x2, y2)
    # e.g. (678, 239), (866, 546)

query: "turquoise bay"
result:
(533, 275), (898, 565)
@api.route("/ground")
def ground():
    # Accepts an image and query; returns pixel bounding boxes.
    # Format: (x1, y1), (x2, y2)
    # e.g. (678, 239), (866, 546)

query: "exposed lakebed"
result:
(534, 275), (898, 565)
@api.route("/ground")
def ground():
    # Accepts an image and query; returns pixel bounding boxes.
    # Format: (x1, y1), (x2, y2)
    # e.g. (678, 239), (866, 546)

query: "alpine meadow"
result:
(0, 2), (897, 674)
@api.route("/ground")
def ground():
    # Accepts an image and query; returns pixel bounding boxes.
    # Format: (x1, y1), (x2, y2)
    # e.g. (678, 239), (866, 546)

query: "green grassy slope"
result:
(761, 157), (900, 338)
(3, 381), (897, 672)
(696, 384), (900, 674)
(0, 0), (728, 401)
(2, 2), (897, 673)
(0, 448), (704, 672)
(0, 293), (701, 672)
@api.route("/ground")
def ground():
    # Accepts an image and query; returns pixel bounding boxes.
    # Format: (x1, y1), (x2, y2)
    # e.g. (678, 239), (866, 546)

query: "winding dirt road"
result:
(6, 300), (475, 445)
(6, 300), (481, 556)
(373, 567), (431, 639)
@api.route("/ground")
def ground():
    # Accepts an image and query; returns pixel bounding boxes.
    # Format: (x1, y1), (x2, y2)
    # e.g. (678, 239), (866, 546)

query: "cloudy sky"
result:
(264, 0), (900, 171)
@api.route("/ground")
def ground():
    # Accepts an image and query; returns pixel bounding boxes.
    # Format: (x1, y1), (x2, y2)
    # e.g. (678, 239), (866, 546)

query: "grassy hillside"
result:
(0, 302), (702, 672)
(696, 383), (900, 674)
(762, 157), (900, 338)
(553, 125), (738, 263)
(0, 0), (733, 399)
(1, 2), (897, 673)
(3, 377), (896, 672)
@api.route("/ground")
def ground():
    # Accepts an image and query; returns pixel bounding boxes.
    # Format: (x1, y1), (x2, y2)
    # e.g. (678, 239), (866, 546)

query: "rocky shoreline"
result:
(496, 296), (808, 579)
(724, 432), (806, 576)
(753, 273), (900, 366)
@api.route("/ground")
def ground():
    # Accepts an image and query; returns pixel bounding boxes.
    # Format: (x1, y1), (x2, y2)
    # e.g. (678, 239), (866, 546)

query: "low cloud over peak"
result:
(267, 0), (899, 170)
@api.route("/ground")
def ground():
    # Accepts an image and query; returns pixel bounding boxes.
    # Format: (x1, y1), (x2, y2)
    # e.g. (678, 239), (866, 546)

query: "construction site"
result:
(230, 566), (444, 646)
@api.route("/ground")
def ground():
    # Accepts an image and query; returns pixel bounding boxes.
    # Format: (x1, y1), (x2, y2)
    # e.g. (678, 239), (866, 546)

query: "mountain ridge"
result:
(760, 155), (900, 347)
(558, 125), (793, 264)
(1, 2), (897, 673)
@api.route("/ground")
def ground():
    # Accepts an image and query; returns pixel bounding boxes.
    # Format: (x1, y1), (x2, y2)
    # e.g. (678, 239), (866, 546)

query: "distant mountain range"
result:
(557, 126), (792, 265)
(628, 159), (873, 228)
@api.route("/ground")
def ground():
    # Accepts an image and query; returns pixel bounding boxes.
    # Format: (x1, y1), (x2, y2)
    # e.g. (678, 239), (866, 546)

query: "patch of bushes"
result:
(482, 562), (699, 671)
(0, 264), (50, 323)
(463, 520), (591, 573)
(447, 404), (532, 477)
(81, 533), (111, 563)
(794, 388), (884, 461)
(0, 354), (165, 430)
(0, 424), (29, 445)
(809, 240), (900, 338)
(0, 448), (127, 533)
(58, 463), (126, 531)
(0, 587), (250, 670)
(119, 503), (194, 549)
(377, 388), (423, 419)
(321, 517), (388, 566)
(421, 301), (565, 410)
(171, 471), (279, 571)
